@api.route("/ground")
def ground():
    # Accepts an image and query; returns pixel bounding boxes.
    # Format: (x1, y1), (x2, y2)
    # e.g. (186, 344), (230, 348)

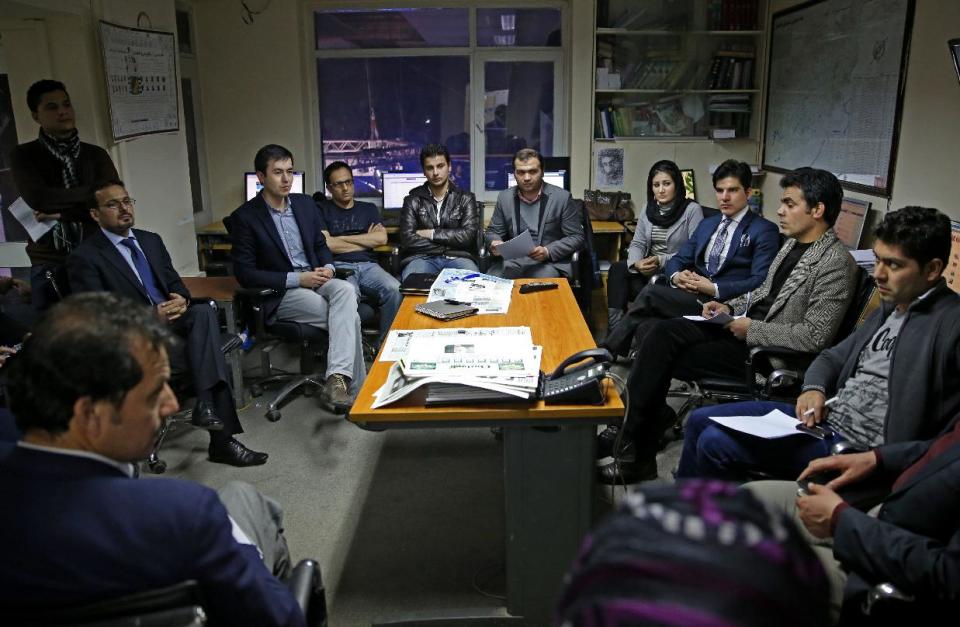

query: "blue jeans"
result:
(334, 261), (401, 346)
(400, 255), (477, 281)
(676, 401), (838, 480)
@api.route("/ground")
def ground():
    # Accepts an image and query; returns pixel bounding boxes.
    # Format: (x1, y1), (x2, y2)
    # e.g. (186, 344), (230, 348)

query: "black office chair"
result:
(6, 558), (327, 627)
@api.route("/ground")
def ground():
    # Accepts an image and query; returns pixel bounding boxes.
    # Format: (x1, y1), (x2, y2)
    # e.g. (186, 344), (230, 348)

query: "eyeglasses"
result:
(102, 198), (136, 210)
(328, 180), (354, 188)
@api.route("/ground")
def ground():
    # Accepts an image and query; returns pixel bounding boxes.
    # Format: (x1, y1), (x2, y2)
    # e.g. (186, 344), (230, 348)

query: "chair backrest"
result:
(832, 266), (878, 345)
(3, 580), (207, 626)
(700, 205), (721, 220)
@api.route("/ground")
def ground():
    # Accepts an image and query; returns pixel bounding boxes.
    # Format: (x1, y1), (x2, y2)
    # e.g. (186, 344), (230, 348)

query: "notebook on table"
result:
(399, 272), (438, 295)
(415, 300), (479, 321)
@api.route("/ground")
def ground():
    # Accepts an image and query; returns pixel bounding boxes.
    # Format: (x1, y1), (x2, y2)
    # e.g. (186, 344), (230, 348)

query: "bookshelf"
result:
(594, 0), (768, 140)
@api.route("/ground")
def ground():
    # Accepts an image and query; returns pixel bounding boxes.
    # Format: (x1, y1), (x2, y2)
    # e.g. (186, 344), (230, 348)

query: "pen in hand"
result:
(802, 396), (837, 417)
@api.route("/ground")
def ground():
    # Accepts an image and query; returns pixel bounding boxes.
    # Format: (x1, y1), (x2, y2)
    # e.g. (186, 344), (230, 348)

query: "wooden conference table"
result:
(349, 278), (624, 624)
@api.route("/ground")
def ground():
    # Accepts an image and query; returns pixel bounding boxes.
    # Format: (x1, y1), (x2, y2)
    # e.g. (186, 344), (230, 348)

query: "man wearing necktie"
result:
(603, 159), (780, 358)
(66, 180), (268, 467)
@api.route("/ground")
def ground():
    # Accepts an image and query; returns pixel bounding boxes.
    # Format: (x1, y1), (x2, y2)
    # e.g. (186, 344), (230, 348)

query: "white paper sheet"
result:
(496, 229), (535, 260)
(8, 197), (54, 242)
(683, 312), (743, 325)
(708, 409), (817, 439)
(427, 269), (514, 314)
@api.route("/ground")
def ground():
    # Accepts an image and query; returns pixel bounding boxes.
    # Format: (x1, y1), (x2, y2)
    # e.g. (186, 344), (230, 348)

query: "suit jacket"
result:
(66, 229), (190, 304)
(10, 139), (119, 265)
(662, 209), (779, 301)
(485, 182), (585, 263)
(229, 193), (334, 321)
(725, 229), (857, 352)
(0, 445), (304, 626)
(833, 432), (960, 605)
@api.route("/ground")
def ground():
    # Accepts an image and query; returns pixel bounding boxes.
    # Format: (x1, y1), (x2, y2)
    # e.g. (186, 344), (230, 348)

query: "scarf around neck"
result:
(37, 128), (83, 251)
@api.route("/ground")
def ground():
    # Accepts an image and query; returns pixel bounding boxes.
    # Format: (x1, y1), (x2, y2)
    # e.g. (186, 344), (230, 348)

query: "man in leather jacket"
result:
(398, 144), (479, 280)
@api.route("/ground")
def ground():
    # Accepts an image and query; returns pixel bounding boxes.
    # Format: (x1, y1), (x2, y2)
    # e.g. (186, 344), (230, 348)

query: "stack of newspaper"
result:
(371, 327), (541, 408)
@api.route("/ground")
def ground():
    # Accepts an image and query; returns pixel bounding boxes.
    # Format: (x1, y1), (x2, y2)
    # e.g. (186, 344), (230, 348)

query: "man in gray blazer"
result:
(601, 168), (859, 483)
(485, 148), (584, 278)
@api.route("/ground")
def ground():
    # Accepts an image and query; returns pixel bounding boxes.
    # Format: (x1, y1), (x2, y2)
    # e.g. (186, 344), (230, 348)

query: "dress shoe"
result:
(596, 425), (622, 459)
(208, 438), (268, 467)
(324, 373), (353, 414)
(190, 402), (224, 431)
(597, 456), (658, 485)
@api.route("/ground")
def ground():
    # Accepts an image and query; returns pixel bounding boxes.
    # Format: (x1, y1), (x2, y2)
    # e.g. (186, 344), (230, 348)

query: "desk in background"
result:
(349, 278), (623, 624)
(182, 275), (245, 407)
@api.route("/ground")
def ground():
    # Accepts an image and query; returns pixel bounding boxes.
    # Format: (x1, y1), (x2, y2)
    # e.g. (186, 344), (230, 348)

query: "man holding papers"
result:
(600, 168), (858, 483)
(678, 206), (960, 481)
(485, 148), (584, 279)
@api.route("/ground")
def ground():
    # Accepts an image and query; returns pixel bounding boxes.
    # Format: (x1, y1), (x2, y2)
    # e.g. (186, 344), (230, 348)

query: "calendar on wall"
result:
(99, 20), (179, 141)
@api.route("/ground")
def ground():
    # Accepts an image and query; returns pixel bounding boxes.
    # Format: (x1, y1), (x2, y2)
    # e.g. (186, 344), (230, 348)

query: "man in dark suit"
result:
(0, 293), (303, 626)
(603, 159), (780, 357)
(748, 419), (960, 620)
(230, 144), (365, 413)
(67, 180), (267, 466)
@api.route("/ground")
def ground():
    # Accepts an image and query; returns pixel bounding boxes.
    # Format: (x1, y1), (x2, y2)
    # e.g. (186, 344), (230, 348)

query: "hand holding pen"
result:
(698, 299), (731, 318)
(796, 390), (837, 427)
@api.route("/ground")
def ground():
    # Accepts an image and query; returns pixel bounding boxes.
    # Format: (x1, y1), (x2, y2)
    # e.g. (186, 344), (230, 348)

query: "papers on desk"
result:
(380, 326), (531, 362)
(371, 326), (541, 408)
(708, 409), (818, 439)
(427, 269), (513, 314)
(8, 197), (54, 242)
(683, 312), (744, 325)
(496, 229), (535, 260)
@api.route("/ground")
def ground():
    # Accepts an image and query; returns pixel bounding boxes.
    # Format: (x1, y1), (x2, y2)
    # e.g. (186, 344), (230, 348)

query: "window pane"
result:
(318, 57), (471, 196)
(315, 8), (469, 49)
(477, 9), (561, 47)
(484, 62), (554, 191)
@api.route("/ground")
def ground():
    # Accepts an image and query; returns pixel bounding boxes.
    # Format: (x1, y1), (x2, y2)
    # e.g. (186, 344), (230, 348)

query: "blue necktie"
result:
(119, 238), (167, 305)
(706, 218), (731, 275)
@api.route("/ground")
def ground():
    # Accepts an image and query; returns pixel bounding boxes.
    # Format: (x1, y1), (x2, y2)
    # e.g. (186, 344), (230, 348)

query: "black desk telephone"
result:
(541, 348), (612, 405)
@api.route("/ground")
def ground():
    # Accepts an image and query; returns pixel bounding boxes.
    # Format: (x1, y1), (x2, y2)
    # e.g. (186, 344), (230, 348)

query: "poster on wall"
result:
(946, 220), (960, 295)
(98, 20), (179, 141)
(596, 147), (624, 189)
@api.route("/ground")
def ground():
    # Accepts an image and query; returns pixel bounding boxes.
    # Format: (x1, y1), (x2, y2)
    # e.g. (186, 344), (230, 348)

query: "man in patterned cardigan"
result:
(600, 168), (858, 483)
(676, 206), (960, 483)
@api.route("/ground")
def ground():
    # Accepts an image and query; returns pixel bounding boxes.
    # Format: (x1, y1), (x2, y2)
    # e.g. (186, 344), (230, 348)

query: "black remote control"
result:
(519, 282), (559, 294)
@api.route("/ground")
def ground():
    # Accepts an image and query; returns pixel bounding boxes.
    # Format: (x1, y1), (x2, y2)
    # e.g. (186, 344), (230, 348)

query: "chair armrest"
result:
(390, 246), (401, 277)
(286, 559), (327, 627)
(233, 287), (278, 338)
(862, 582), (915, 616)
(831, 440), (869, 456)
(334, 268), (354, 280)
(570, 250), (581, 287)
(234, 286), (277, 301)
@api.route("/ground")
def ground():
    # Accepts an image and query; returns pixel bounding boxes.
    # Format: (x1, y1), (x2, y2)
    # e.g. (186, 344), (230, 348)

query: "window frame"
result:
(304, 0), (568, 205)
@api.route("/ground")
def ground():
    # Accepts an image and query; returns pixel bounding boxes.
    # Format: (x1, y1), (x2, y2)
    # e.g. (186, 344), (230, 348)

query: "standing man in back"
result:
(317, 161), (401, 349)
(398, 144), (479, 280)
(9, 79), (118, 310)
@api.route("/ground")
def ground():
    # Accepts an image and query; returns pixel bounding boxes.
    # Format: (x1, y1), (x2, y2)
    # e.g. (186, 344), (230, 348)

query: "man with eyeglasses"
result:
(66, 180), (268, 467)
(316, 161), (400, 348)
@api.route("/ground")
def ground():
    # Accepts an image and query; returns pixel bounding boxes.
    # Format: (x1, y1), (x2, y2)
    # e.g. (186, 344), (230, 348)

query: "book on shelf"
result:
(710, 128), (737, 139)
(708, 0), (760, 31)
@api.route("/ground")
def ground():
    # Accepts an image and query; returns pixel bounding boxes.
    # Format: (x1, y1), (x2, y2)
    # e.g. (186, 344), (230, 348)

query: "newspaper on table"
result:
(427, 269), (513, 314)
(371, 325), (541, 408)
(380, 326), (531, 362)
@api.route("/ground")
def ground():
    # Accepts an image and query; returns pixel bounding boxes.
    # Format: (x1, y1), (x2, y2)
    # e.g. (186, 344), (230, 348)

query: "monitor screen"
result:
(382, 172), (427, 210)
(245, 172), (304, 201)
(835, 197), (871, 249)
(504, 170), (568, 191)
(950, 39), (960, 82)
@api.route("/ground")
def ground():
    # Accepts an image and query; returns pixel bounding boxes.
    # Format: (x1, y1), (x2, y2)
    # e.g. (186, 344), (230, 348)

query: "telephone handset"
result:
(541, 348), (612, 405)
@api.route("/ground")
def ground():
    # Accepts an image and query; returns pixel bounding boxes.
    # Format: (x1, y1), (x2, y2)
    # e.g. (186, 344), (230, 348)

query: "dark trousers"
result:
(605, 260), (650, 312)
(168, 303), (241, 443)
(625, 317), (749, 457)
(604, 283), (704, 356)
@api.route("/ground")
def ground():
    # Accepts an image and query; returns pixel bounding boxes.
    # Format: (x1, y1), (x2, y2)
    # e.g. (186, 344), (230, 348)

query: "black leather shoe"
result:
(597, 425), (621, 459)
(597, 456), (658, 485)
(208, 438), (268, 467)
(191, 402), (224, 431)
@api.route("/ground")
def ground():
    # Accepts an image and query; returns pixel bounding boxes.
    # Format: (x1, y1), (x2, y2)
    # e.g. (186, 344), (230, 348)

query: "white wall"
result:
(0, 0), (199, 274)
(761, 0), (960, 223)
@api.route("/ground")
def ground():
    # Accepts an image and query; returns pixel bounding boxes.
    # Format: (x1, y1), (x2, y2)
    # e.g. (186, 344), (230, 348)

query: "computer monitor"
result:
(244, 172), (304, 201)
(381, 172), (427, 227)
(834, 197), (871, 249)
